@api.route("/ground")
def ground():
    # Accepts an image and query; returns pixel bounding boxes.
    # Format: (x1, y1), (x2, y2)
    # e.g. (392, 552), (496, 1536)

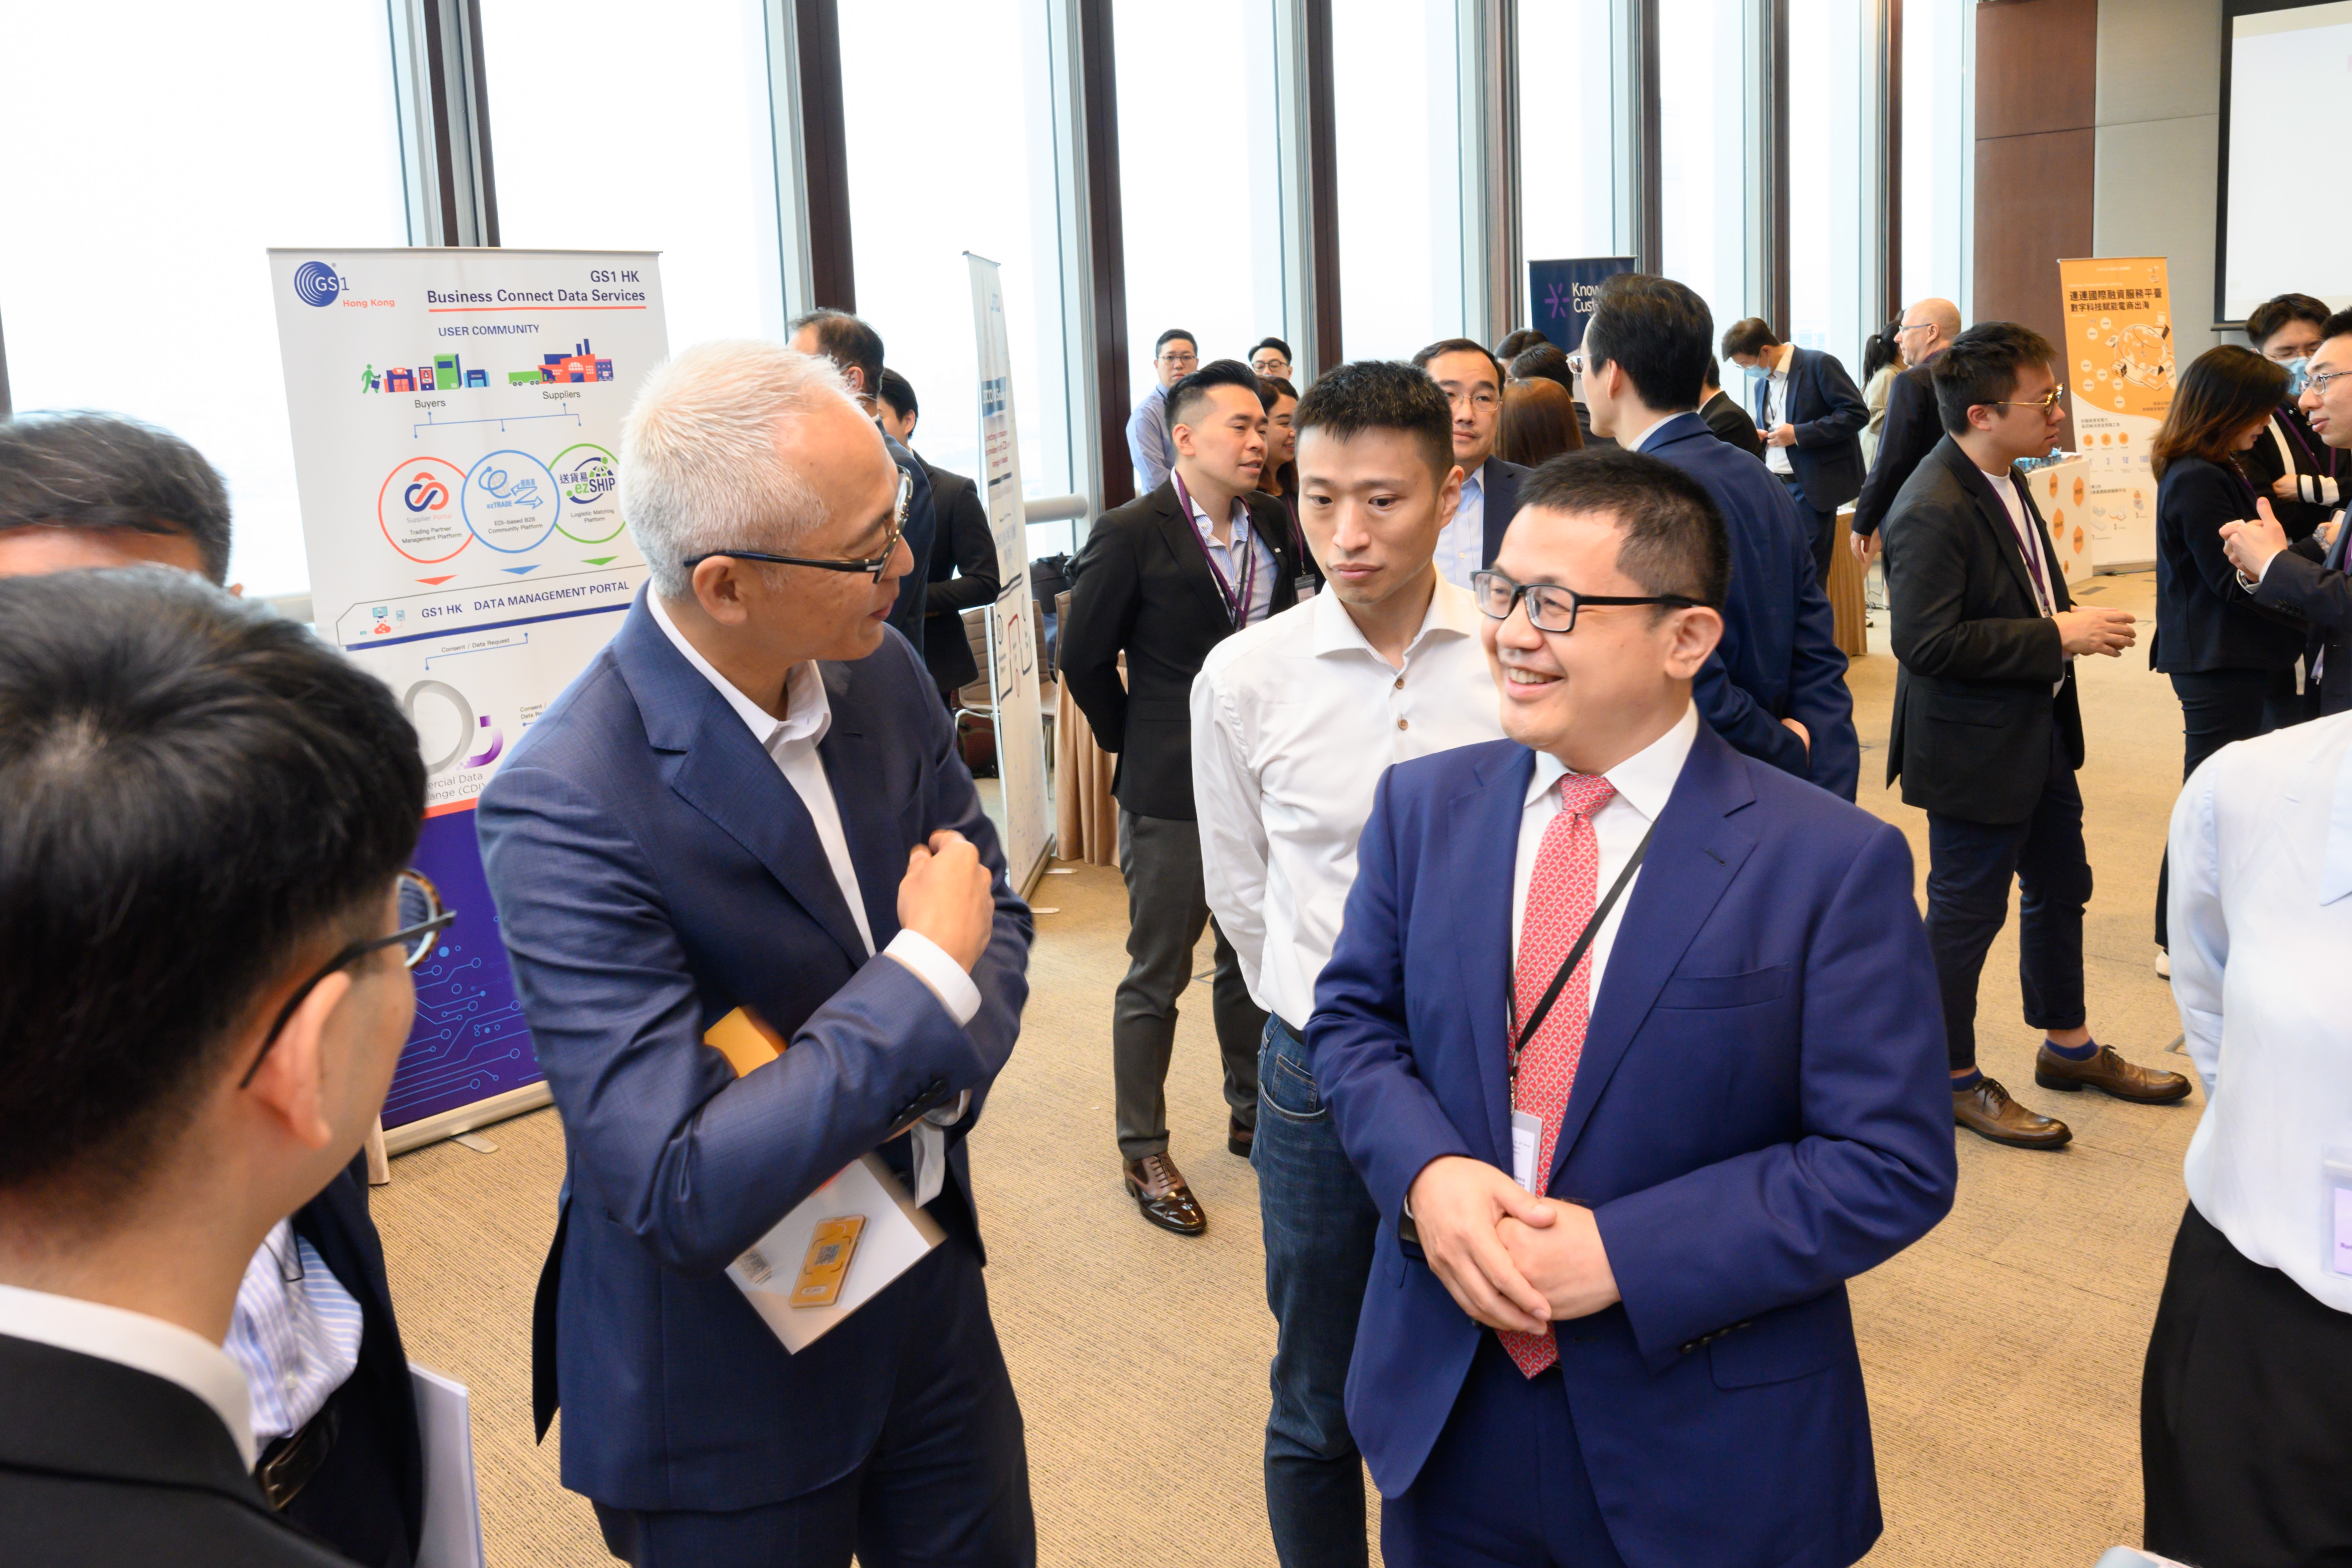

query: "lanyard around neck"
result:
(1173, 471), (1257, 625)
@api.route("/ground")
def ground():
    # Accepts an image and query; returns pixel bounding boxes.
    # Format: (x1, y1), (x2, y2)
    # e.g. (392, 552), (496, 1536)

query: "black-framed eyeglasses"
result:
(1470, 569), (1700, 635)
(682, 467), (911, 584)
(240, 870), (455, 1089)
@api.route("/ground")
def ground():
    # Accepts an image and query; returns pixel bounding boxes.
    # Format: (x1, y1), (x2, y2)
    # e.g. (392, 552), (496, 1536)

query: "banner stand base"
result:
(385, 1082), (554, 1160)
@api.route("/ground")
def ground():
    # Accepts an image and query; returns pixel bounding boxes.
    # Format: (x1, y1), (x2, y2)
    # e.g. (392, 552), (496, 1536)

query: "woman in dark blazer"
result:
(2151, 345), (2308, 949)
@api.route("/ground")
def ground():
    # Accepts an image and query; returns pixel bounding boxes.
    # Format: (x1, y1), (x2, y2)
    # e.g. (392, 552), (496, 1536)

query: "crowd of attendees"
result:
(1, 276), (2348, 1568)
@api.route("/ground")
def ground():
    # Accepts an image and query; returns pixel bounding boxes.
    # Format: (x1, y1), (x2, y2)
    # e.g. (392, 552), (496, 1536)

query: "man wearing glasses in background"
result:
(1881, 323), (2181, 1153)
(0, 568), (432, 1566)
(477, 340), (1037, 1566)
(1250, 337), (1295, 381)
(1411, 338), (1531, 592)
(1130, 327), (1201, 494)
(1308, 449), (1954, 1568)
(0, 411), (430, 1568)
(1850, 297), (1965, 563)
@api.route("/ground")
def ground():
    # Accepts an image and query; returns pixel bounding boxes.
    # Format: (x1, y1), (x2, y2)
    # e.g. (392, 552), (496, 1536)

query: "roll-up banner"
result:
(965, 253), (1051, 893)
(1528, 256), (1635, 352)
(2057, 256), (2172, 570)
(269, 247), (667, 1151)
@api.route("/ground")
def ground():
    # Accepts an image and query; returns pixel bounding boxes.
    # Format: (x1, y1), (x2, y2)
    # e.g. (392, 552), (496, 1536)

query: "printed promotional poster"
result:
(269, 247), (667, 1136)
(2057, 256), (2171, 568)
(1527, 256), (1635, 352)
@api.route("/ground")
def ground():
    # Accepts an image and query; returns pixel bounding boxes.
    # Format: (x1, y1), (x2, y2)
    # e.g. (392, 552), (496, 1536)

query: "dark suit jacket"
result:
(1851, 361), (1940, 538)
(1749, 346), (1869, 514)
(286, 1157), (425, 1568)
(1883, 437), (2082, 823)
(917, 459), (1000, 694)
(474, 595), (1031, 1511)
(1060, 479), (1304, 819)
(2152, 456), (2306, 675)
(2255, 528), (2352, 714)
(1473, 454), (1533, 566)
(0, 1333), (354, 1566)
(1700, 388), (1765, 458)
(1644, 413), (1860, 798)
(882, 426), (938, 663)
(1309, 724), (1954, 1564)
(2238, 401), (2343, 541)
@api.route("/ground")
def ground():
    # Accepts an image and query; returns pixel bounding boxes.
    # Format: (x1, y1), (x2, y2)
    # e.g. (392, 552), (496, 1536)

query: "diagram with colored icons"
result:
(378, 444), (625, 564)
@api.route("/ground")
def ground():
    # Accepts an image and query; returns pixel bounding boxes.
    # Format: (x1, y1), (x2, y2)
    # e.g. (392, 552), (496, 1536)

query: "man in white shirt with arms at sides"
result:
(1194, 360), (1505, 1568)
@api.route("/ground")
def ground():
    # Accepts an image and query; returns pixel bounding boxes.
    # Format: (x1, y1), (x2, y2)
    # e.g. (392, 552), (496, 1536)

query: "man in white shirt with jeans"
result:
(2148, 711), (2352, 1565)
(1194, 361), (1505, 1568)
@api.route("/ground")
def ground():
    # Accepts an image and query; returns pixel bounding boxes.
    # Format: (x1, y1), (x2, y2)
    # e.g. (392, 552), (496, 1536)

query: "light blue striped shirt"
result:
(223, 1219), (364, 1450)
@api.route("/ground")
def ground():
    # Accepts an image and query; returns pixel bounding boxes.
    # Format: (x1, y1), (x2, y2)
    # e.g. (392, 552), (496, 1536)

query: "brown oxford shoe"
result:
(1124, 1153), (1207, 1236)
(2035, 1042), (2192, 1104)
(1954, 1075), (2072, 1150)
(1229, 1116), (1254, 1158)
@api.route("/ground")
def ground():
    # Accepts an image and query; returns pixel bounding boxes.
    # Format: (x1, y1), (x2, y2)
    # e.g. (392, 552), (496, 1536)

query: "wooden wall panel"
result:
(1974, 0), (2098, 141)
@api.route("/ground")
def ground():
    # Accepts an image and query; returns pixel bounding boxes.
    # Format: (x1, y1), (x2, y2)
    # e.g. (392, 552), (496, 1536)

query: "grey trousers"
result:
(1114, 807), (1265, 1160)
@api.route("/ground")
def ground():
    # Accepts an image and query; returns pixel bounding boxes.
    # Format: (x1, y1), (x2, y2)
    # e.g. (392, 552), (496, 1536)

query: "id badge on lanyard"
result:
(1173, 472), (1256, 625)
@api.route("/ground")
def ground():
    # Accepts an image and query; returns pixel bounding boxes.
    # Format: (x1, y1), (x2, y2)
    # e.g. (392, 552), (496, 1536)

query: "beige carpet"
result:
(375, 568), (2198, 1566)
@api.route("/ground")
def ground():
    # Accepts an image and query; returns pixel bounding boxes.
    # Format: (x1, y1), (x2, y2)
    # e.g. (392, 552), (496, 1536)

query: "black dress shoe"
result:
(1123, 1153), (1207, 1236)
(1229, 1117), (1254, 1158)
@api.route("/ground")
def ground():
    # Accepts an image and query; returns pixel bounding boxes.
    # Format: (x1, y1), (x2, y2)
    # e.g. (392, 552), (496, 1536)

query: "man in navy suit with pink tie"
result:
(1309, 449), (1956, 1568)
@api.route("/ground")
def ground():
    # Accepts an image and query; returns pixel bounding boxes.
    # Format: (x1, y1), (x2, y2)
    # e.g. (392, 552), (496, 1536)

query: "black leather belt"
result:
(254, 1394), (340, 1511)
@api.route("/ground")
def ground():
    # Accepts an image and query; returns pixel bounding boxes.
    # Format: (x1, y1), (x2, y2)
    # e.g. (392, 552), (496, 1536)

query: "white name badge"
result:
(1511, 1110), (1544, 1194)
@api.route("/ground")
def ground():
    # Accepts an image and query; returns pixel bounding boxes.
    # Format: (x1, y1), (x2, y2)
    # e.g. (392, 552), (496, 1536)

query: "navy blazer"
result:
(475, 593), (1031, 1512)
(1308, 722), (1954, 1567)
(1475, 454), (1533, 567)
(881, 426), (939, 663)
(2151, 456), (2305, 676)
(1749, 347), (1869, 514)
(1643, 412), (1859, 799)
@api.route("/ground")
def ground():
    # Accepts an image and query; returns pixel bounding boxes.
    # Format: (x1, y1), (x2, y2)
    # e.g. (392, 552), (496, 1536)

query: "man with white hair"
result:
(476, 340), (1037, 1567)
(1850, 296), (1965, 560)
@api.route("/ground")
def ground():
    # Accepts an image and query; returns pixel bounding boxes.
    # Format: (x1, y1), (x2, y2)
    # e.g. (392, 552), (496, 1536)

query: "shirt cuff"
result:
(883, 930), (982, 1025)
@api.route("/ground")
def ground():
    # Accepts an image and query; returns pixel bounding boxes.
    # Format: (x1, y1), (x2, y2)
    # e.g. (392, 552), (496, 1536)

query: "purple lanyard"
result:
(1173, 472), (1258, 626)
(2276, 407), (2342, 480)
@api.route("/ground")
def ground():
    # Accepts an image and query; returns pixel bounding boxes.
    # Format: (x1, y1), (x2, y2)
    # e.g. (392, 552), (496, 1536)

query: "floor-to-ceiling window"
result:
(1786, 0), (1866, 373)
(1517, 0), (1621, 271)
(1657, 0), (1757, 343)
(1334, 0), (1466, 361)
(0, 1), (412, 597)
(1901, 0), (1971, 313)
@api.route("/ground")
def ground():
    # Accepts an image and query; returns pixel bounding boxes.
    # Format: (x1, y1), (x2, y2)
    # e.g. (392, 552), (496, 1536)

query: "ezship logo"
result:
(292, 261), (345, 308)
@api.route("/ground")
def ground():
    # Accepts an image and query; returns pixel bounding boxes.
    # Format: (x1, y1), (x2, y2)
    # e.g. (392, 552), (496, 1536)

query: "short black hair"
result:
(1292, 359), (1455, 480)
(1513, 447), (1730, 610)
(1495, 328), (1551, 360)
(790, 307), (885, 394)
(1700, 356), (1724, 392)
(1930, 321), (2058, 436)
(1155, 328), (1198, 356)
(1255, 374), (1300, 410)
(1720, 317), (1782, 359)
(1412, 337), (1507, 388)
(1250, 336), (1293, 362)
(2246, 293), (2331, 348)
(0, 570), (423, 1207)
(1583, 273), (1713, 412)
(1511, 342), (1575, 394)
(1167, 359), (1267, 430)
(2327, 309), (2352, 344)
(876, 367), (917, 422)
(0, 413), (233, 584)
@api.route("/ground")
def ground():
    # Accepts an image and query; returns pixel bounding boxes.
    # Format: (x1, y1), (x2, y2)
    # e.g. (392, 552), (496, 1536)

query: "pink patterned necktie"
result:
(1498, 771), (1616, 1378)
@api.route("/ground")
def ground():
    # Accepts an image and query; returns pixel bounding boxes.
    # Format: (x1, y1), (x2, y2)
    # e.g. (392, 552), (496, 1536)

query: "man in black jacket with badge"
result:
(1061, 359), (1307, 1236)
(1883, 323), (2187, 1154)
(1850, 298), (1963, 561)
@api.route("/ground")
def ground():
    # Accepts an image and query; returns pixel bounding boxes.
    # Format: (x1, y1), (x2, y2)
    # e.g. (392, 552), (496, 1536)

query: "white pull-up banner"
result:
(269, 247), (667, 1143)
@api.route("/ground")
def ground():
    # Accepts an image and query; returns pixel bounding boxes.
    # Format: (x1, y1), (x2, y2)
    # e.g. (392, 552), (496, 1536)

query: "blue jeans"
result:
(1254, 1016), (1380, 1568)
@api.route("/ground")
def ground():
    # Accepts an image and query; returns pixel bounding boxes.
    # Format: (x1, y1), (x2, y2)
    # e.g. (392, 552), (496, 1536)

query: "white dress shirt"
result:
(1509, 702), (1699, 1009)
(647, 592), (979, 1200)
(2168, 711), (2352, 1314)
(0, 1281), (259, 1467)
(1762, 350), (1794, 475)
(1979, 462), (2069, 695)
(1180, 475), (1279, 626)
(1193, 578), (1505, 1028)
(1434, 467), (1487, 590)
(223, 1220), (363, 1450)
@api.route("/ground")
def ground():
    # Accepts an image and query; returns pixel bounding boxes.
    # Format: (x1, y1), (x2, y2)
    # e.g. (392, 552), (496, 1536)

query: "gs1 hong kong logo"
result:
(292, 260), (347, 308)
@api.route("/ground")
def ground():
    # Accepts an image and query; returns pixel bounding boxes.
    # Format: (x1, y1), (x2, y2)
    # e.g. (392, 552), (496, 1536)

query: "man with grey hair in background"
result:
(476, 339), (1037, 1567)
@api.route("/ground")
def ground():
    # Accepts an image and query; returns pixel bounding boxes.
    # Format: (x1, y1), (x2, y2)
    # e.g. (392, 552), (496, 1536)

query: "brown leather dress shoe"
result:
(2034, 1042), (2192, 1103)
(1953, 1076), (2071, 1149)
(1229, 1117), (1254, 1158)
(1124, 1153), (1207, 1235)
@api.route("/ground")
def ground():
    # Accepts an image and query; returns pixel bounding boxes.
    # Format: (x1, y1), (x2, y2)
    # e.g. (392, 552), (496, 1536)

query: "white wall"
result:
(2094, 0), (2225, 360)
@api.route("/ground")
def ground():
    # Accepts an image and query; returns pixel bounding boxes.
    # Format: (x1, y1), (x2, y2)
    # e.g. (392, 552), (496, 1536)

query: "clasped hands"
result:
(1405, 1154), (1620, 1335)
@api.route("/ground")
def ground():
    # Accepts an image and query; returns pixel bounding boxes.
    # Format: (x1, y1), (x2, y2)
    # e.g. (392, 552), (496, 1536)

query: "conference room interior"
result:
(1, 0), (2329, 1564)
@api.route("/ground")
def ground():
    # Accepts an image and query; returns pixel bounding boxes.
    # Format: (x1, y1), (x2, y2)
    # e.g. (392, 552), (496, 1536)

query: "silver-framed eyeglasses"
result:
(1470, 570), (1701, 635)
(2308, 367), (2352, 398)
(240, 870), (454, 1089)
(682, 467), (911, 583)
